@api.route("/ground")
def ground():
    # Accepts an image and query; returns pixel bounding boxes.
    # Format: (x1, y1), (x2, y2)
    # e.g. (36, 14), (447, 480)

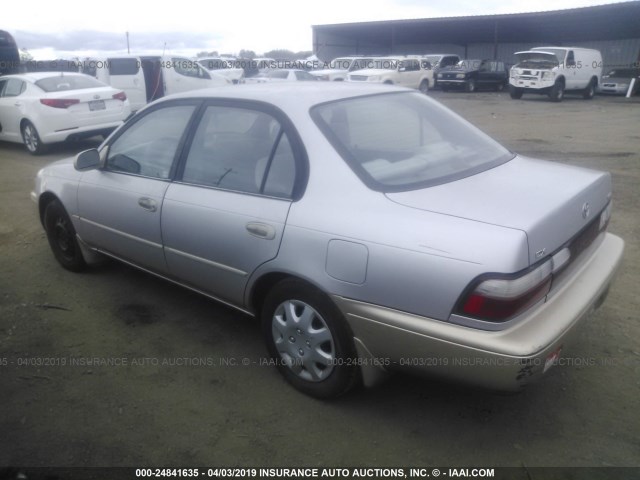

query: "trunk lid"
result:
(385, 156), (611, 266)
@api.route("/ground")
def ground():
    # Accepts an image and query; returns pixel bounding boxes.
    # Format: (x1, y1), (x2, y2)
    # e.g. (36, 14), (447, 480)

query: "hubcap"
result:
(271, 300), (335, 382)
(53, 217), (74, 260)
(23, 125), (38, 152)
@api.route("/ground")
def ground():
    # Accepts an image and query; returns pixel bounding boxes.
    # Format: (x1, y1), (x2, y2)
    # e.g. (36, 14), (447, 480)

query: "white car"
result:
(0, 72), (131, 154)
(310, 57), (372, 81)
(197, 57), (245, 84)
(244, 69), (319, 83)
(347, 57), (433, 93)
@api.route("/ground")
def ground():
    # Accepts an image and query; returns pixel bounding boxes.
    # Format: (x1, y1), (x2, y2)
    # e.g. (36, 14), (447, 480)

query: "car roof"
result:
(162, 82), (413, 110)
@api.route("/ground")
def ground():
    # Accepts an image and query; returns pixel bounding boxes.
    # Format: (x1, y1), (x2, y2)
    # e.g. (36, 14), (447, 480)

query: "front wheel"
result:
(21, 121), (47, 155)
(44, 200), (86, 272)
(261, 279), (359, 398)
(465, 79), (476, 93)
(509, 86), (523, 99)
(549, 81), (565, 102)
(418, 79), (429, 94)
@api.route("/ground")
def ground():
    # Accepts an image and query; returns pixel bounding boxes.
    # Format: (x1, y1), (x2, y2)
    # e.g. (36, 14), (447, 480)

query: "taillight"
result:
(456, 261), (553, 322)
(112, 91), (127, 101)
(456, 202), (612, 323)
(40, 98), (80, 108)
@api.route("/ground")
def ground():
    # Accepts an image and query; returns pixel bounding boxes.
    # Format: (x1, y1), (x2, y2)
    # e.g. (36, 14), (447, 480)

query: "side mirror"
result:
(74, 148), (101, 171)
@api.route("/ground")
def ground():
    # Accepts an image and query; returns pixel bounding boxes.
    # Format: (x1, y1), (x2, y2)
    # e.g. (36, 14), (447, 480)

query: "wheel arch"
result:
(248, 271), (330, 315)
(38, 191), (60, 226)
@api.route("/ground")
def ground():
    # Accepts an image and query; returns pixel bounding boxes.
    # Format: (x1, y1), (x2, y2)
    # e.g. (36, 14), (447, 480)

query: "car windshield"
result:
(35, 74), (105, 92)
(515, 52), (559, 69)
(452, 59), (482, 70)
(311, 92), (514, 192)
(532, 48), (566, 64)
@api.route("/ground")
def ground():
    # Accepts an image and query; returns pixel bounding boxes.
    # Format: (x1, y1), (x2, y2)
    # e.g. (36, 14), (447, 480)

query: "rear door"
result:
(106, 57), (147, 112)
(76, 100), (199, 274)
(162, 101), (306, 307)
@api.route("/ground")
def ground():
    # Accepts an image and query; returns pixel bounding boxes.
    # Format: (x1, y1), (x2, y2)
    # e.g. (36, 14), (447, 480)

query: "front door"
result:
(76, 101), (199, 274)
(107, 57), (147, 112)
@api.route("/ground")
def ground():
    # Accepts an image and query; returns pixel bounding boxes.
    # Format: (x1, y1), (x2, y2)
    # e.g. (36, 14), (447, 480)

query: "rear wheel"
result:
(21, 121), (47, 155)
(44, 200), (86, 272)
(582, 79), (596, 99)
(261, 279), (359, 398)
(418, 79), (429, 94)
(549, 80), (565, 102)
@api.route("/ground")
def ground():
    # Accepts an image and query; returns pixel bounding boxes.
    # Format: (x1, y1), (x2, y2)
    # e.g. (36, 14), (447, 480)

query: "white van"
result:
(81, 55), (230, 112)
(509, 47), (602, 102)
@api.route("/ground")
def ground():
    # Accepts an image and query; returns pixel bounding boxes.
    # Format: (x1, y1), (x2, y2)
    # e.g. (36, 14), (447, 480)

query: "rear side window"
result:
(106, 105), (196, 179)
(35, 75), (106, 92)
(182, 105), (296, 198)
(108, 58), (140, 76)
(0, 78), (25, 97)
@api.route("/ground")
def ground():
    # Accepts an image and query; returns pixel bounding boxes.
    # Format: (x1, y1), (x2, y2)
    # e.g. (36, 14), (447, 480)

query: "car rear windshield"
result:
(35, 75), (106, 92)
(311, 91), (514, 192)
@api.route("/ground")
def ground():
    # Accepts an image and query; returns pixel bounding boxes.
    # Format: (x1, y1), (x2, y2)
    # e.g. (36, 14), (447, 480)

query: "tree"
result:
(238, 49), (256, 59)
(19, 48), (33, 62)
(197, 51), (219, 58)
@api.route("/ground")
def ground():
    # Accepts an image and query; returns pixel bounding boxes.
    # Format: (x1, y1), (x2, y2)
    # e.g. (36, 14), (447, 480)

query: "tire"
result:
(509, 86), (523, 99)
(549, 80), (565, 102)
(21, 121), (47, 155)
(582, 79), (596, 99)
(44, 200), (86, 272)
(465, 79), (476, 93)
(261, 279), (359, 399)
(418, 79), (429, 94)
(496, 81), (505, 92)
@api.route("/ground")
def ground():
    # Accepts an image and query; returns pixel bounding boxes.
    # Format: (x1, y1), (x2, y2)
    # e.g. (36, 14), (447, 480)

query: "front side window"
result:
(105, 104), (196, 179)
(182, 105), (296, 198)
(173, 58), (209, 79)
(108, 58), (140, 76)
(312, 92), (513, 192)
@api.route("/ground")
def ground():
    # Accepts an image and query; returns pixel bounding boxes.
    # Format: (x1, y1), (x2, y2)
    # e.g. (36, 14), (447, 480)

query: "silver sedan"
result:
(32, 83), (624, 398)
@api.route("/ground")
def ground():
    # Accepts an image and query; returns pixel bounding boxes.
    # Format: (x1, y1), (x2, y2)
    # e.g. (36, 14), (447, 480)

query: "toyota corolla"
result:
(31, 83), (624, 398)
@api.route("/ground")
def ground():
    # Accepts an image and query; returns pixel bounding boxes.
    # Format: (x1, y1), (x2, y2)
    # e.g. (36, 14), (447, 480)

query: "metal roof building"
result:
(312, 1), (640, 68)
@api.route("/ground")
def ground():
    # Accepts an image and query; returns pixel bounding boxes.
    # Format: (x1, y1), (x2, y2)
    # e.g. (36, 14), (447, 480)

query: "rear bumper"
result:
(333, 233), (624, 391)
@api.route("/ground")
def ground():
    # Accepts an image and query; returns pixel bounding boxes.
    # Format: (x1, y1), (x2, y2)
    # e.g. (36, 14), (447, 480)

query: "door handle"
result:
(14, 102), (22, 107)
(138, 197), (157, 212)
(246, 222), (276, 240)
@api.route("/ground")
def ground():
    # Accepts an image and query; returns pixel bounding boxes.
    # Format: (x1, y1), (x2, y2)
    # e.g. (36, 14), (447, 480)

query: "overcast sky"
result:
(5, 0), (629, 59)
